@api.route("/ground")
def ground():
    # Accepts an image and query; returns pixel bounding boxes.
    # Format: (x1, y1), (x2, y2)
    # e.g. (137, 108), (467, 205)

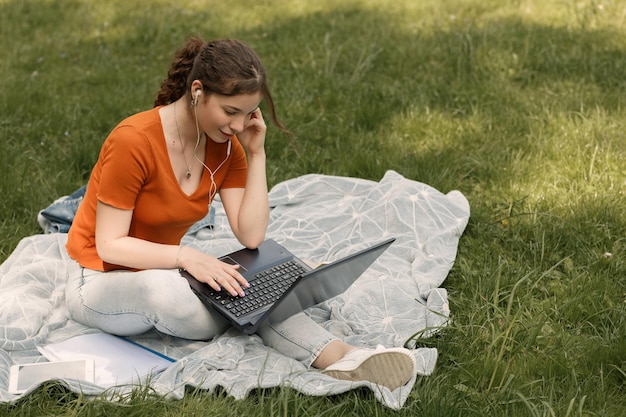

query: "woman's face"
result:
(195, 92), (262, 144)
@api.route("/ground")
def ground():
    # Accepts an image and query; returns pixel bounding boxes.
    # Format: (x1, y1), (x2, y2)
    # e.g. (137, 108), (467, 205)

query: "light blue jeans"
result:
(65, 261), (337, 367)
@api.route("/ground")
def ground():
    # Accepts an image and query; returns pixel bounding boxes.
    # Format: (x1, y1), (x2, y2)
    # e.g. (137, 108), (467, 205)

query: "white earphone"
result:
(190, 87), (231, 202)
(193, 89), (201, 106)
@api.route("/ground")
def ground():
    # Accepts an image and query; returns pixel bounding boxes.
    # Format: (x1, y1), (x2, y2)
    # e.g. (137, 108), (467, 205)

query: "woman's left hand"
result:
(236, 108), (266, 155)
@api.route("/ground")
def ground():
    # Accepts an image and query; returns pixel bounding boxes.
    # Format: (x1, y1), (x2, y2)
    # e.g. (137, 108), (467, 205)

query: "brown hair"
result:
(154, 37), (295, 148)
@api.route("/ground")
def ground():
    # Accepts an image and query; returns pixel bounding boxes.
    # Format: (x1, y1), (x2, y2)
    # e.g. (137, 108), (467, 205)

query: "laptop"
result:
(180, 237), (395, 334)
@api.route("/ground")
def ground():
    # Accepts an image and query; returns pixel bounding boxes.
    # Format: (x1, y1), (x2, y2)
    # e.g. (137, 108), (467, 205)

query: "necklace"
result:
(173, 102), (193, 179)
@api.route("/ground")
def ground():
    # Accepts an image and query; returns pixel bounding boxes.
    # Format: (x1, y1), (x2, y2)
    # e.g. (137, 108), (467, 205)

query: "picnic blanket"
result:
(0, 170), (470, 409)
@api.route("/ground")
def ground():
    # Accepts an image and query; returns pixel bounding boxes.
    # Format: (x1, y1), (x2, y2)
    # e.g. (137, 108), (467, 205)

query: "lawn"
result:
(0, 0), (624, 416)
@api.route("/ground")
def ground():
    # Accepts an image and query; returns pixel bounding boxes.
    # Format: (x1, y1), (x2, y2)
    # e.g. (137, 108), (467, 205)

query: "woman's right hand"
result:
(179, 246), (249, 297)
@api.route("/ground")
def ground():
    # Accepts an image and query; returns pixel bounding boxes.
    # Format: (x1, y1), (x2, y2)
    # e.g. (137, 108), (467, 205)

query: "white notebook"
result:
(37, 333), (174, 388)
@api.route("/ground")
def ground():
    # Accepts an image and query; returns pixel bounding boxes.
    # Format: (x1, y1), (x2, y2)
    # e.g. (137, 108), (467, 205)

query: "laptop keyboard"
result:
(208, 260), (307, 317)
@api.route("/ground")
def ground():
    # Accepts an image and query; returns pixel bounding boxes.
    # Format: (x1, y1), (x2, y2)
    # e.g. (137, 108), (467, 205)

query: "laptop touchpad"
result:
(220, 256), (248, 272)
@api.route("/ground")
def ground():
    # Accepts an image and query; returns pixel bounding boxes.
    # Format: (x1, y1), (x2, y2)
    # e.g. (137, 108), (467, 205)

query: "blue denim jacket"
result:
(37, 185), (215, 236)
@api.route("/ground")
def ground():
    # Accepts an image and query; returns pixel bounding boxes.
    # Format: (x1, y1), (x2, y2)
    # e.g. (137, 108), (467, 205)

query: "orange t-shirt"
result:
(66, 106), (247, 271)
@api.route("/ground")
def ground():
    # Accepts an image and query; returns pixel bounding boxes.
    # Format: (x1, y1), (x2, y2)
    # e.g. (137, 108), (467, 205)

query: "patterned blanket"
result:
(0, 171), (470, 409)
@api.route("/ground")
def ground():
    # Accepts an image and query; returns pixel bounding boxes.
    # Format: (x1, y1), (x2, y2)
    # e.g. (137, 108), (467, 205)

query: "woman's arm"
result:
(220, 151), (269, 249)
(95, 202), (178, 270)
(220, 107), (270, 249)
(95, 201), (248, 296)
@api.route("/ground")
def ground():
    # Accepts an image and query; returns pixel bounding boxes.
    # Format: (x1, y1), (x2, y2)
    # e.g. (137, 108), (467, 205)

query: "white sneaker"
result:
(323, 345), (417, 391)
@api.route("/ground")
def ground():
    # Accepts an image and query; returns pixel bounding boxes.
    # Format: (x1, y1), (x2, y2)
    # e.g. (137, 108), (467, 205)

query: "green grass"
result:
(1, 0), (625, 415)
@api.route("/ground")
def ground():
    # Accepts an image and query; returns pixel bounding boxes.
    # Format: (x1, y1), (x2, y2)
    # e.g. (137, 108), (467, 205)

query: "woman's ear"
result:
(193, 89), (202, 106)
(190, 80), (204, 106)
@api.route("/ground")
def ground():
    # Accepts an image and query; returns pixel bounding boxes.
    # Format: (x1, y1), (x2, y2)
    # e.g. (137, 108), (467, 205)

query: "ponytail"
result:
(154, 37), (204, 106)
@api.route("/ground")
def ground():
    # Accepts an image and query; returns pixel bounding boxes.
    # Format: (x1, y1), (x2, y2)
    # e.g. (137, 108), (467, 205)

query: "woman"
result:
(65, 37), (416, 390)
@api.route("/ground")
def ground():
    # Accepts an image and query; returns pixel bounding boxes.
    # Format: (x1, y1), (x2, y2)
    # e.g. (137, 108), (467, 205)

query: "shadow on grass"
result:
(2, 0), (624, 283)
(3, 1), (625, 184)
(1, 3), (625, 413)
(2, 0), (625, 311)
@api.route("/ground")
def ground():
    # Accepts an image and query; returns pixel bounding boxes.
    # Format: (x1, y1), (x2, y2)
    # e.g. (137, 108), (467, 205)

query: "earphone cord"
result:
(193, 100), (231, 203)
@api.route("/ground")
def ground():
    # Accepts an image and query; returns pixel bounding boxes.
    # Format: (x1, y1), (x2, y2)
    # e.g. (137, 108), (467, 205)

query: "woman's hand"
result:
(178, 246), (250, 297)
(236, 107), (266, 155)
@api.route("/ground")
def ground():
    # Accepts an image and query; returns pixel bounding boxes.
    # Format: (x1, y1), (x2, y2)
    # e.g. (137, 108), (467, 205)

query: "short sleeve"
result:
(96, 125), (154, 210)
